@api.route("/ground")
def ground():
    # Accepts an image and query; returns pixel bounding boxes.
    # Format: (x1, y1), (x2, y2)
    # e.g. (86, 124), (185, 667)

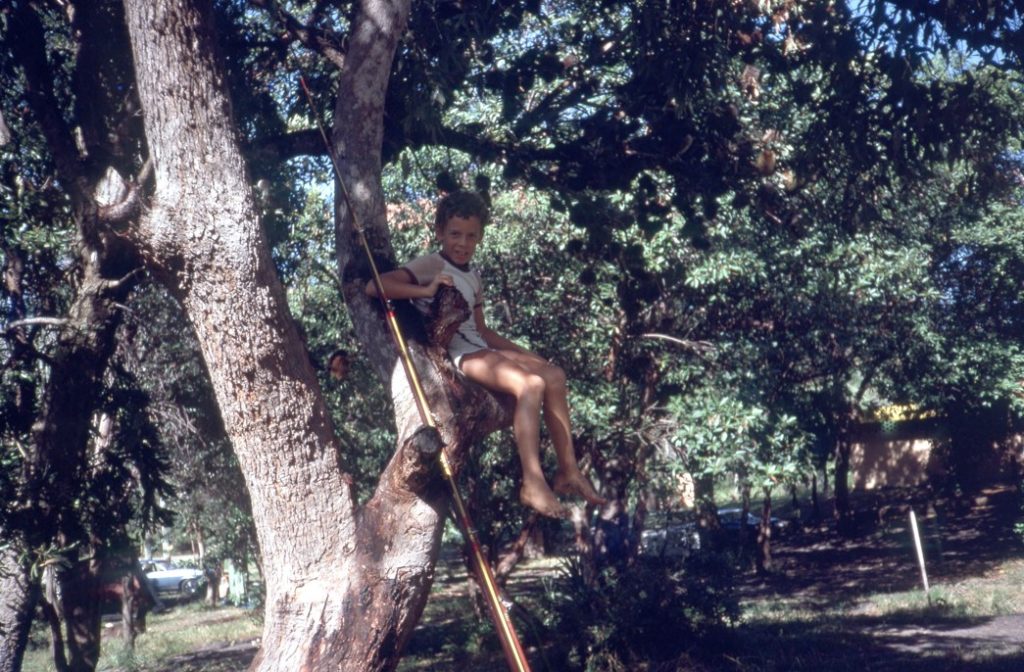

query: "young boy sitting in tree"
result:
(366, 190), (606, 518)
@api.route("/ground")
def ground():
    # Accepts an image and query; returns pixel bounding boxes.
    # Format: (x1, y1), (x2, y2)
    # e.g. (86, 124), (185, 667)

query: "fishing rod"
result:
(299, 77), (533, 672)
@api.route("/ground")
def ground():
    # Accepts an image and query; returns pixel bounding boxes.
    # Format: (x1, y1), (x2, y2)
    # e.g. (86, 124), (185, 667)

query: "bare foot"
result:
(553, 471), (608, 507)
(520, 481), (568, 519)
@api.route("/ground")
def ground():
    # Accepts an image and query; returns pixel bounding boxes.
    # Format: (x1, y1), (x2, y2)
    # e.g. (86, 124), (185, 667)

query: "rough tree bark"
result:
(122, 1), (513, 669)
(0, 217), (36, 672)
(0, 540), (40, 672)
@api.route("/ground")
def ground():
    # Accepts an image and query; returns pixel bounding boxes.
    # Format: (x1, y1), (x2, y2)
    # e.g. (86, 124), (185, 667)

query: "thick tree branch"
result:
(9, 3), (89, 205)
(494, 514), (540, 583)
(385, 426), (444, 496)
(410, 122), (649, 194)
(334, 0), (413, 382)
(245, 128), (326, 166)
(96, 160), (153, 226)
(512, 69), (588, 139)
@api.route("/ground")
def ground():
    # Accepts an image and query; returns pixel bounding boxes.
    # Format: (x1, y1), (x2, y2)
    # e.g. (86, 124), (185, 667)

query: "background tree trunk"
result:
(5, 4), (148, 669)
(121, 574), (138, 649)
(60, 557), (103, 672)
(756, 489), (773, 574)
(833, 407), (857, 536)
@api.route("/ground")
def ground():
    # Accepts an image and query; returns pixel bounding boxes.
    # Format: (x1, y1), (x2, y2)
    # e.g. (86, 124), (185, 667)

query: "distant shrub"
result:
(544, 552), (739, 671)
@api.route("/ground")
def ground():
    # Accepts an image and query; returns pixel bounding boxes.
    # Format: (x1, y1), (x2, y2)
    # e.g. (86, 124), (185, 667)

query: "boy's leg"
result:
(459, 351), (567, 518)
(494, 351), (607, 506)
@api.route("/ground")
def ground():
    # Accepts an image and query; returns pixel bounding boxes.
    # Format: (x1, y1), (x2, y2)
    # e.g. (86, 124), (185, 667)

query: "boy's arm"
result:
(364, 269), (452, 300)
(475, 306), (533, 355)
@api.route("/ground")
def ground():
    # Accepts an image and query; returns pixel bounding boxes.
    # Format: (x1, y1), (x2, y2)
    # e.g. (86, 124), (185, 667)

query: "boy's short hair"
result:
(434, 190), (490, 234)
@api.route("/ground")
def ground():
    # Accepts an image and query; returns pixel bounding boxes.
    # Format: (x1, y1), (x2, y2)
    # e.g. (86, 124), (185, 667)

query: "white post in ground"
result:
(909, 509), (930, 594)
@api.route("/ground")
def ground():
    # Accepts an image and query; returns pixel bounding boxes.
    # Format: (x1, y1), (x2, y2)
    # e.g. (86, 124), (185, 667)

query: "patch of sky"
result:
(849, 0), (1018, 70)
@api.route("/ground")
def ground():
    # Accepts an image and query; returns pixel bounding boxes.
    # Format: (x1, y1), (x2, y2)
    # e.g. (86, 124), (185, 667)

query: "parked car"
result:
(638, 512), (701, 559)
(141, 559), (205, 597)
(717, 507), (790, 537)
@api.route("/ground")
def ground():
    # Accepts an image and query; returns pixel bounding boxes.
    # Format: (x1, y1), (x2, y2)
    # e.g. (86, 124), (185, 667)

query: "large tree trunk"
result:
(694, 473), (720, 533)
(124, 1), (355, 667)
(0, 206), (36, 672)
(122, 2), (512, 670)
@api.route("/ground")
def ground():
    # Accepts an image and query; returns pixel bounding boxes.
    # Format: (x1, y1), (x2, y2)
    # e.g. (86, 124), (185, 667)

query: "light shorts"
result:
(450, 340), (490, 369)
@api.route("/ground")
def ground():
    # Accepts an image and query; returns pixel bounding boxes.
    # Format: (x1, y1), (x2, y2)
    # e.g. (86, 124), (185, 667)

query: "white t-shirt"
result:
(402, 252), (488, 362)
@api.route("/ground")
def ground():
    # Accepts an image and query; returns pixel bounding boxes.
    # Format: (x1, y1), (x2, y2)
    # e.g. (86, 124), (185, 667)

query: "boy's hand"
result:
(426, 273), (454, 296)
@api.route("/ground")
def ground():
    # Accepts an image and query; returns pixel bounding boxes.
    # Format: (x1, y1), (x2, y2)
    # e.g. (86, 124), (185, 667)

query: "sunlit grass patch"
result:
(742, 556), (1024, 626)
(22, 602), (261, 672)
(108, 603), (261, 668)
(847, 557), (1024, 620)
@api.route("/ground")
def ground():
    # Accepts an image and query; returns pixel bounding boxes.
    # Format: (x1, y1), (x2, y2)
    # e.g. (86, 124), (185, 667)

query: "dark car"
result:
(638, 512), (701, 558)
(717, 507), (789, 537)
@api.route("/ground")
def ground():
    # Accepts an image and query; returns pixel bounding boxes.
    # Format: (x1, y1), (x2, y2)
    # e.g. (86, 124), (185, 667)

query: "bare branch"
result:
(639, 332), (716, 355)
(9, 3), (89, 204)
(4, 317), (69, 333)
(99, 267), (144, 291)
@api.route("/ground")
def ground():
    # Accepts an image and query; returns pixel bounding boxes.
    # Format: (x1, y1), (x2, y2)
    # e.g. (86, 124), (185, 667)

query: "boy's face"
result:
(439, 214), (482, 266)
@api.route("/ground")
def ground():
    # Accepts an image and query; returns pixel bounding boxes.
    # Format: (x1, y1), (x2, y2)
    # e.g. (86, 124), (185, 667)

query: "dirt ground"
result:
(151, 486), (1024, 672)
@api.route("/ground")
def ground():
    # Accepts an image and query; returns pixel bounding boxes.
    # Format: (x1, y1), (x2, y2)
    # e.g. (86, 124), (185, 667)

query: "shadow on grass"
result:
(728, 608), (1024, 672)
(154, 640), (260, 672)
(736, 486), (1024, 610)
